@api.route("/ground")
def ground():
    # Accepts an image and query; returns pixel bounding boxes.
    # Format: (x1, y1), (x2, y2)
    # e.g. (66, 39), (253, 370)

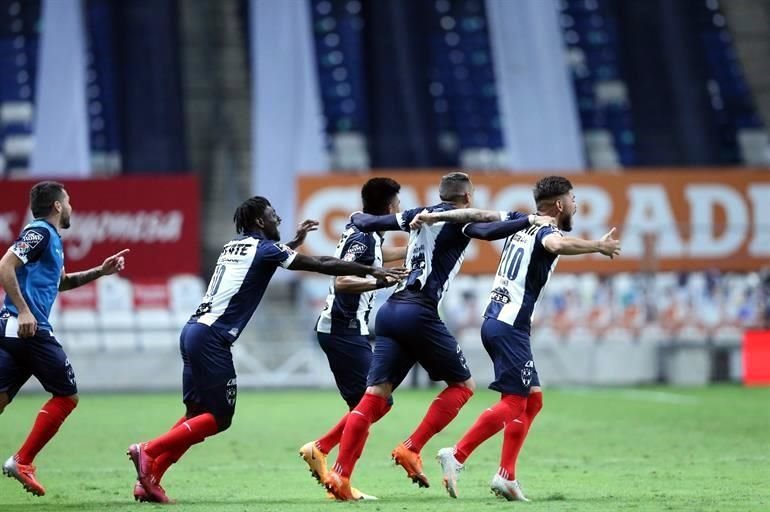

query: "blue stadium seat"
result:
(560, 0), (635, 167)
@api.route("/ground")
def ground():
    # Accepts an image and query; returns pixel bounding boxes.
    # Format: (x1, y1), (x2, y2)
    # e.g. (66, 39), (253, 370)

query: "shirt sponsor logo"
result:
(343, 241), (367, 262)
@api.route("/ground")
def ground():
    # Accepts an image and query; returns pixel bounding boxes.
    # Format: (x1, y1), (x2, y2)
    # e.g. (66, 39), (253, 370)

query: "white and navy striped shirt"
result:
(483, 217), (562, 333)
(316, 222), (383, 335)
(353, 203), (478, 310)
(192, 233), (296, 343)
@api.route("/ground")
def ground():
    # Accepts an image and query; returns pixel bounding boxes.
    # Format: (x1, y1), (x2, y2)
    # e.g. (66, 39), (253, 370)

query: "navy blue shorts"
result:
(367, 300), (471, 390)
(317, 332), (371, 409)
(0, 317), (78, 401)
(180, 322), (237, 418)
(481, 317), (539, 396)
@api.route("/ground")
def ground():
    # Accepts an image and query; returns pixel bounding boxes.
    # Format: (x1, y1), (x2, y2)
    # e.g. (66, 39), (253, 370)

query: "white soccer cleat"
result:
(436, 447), (463, 498)
(490, 473), (530, 502)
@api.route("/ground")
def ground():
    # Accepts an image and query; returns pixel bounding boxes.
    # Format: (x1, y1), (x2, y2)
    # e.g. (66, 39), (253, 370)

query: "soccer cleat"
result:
(392, 443), (430, 488)
(2, 456), (45, 496)
(436, 447), (463, 498)
(133, 480), (149, 502)
(127, 443), (169, 504)
(351, 487), (378, 500)
(323, 470), (356, 501)
(490, 474), (530, 502)
(299, 441), (328, 484)
(133, 480), (176, 504)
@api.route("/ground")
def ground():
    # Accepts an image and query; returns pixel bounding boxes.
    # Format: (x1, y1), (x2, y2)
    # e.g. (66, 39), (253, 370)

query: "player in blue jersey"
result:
(425, 176), (621, 501)
(322, 172), (556, 500)
(299, 177), (406, 500)
(0, 181), (129, 497)
(126, 195), (407, 504)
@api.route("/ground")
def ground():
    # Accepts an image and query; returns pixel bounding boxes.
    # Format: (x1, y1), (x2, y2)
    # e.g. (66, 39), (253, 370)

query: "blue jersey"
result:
(316, 222), (383, 335)
(391, 203), (473, 309)
(2, 219), (64, 332)
(483, 217), (562, 333)
(191, 233), (297, 344)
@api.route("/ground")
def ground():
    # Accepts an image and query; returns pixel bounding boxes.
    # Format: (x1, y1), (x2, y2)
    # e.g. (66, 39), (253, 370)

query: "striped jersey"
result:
(191, 233), (296, 343)
(390, 203), (475, 309)
(483, 216), (562, 333)
(316, 222), (383, 335)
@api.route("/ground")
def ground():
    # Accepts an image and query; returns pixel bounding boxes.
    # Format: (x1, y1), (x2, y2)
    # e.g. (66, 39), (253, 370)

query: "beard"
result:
(60, 213), (71, 229)
(267, 227), (280, 241)
(559, 214), (573, 232)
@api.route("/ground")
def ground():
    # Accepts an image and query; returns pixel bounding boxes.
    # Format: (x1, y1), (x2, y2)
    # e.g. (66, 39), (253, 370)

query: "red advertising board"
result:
(743, 330), (770, 386)
(0, 176), (200, 279)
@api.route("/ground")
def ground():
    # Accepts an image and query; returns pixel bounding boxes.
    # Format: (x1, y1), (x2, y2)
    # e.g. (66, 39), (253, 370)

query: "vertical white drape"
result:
(30, 0), (91, 177)
(250, 0), (328, 232)
(486, 0), (585, 171)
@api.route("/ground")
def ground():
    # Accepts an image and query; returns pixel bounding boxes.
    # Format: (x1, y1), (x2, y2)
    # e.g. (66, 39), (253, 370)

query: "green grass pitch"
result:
(1, 386), (768, 511)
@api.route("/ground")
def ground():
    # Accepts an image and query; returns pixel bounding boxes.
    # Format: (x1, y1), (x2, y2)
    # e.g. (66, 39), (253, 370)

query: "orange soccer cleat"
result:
(299, 441), (328, 484)
(391, 443), (430, 488)
(2, 456), (46, 496)
(323, 470), (356, 501)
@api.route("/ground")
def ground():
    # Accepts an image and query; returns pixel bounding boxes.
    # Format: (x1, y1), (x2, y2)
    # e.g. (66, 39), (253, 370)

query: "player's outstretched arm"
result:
(543, 227), (621, 258)
(285, 219), (319, 250)
(350, 213), (401, 233)
(462, 216), (534, 241)
(0, 250), (36, 337)
(382, 246), (407, 263)
(59, 248), (130, 291)
(409, 208), (502, 230)
(288, 253), (409, 285)
(334, 274), (401, 293)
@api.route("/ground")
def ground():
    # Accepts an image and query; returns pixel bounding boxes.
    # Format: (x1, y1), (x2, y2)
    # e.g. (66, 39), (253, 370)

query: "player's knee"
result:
(215, 414), (233, 433)
(527, 390), (543, 416)
(366, 383), (392, 399)
(456, 378), (476, 392)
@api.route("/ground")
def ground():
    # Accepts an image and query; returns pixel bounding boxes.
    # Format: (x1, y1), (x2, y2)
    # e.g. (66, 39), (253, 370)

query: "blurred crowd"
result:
(439, 270), (769, 345)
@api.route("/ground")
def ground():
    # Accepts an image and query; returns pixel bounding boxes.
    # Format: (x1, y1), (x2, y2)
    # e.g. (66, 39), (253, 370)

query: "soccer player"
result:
(299, 177), (406, 500)
(0, 181), (129, 497)
(426, 176), (621, 501)
(322, 172), (555, 500)
(127, 196), (407, 504)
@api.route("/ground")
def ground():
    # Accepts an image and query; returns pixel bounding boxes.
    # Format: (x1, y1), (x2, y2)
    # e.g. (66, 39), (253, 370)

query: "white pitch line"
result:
(618, 389), (700, 405)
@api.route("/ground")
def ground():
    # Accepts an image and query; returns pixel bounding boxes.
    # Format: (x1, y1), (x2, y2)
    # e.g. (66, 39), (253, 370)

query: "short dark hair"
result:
(30, 181), (66, 218)
(361, 177), (401, 215)
(233, 196), (271, 234)
(533, 176), (573, 204)
(439, 172), (472, 202)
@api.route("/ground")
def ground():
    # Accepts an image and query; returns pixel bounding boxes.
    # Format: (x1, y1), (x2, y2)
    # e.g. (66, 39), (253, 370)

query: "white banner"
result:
(250, 0), (328, 234)
(486, 0), (585, 171)
(30, 0), (91, 177)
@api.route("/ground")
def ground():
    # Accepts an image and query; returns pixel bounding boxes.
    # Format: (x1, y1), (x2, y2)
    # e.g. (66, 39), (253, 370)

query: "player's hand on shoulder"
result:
(17, 310), (37, 338)
(409, 209), (432, 230)
(598, 227), (621, 259)
(532, 215), (557, 227)
(101, 248), (130, 275)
